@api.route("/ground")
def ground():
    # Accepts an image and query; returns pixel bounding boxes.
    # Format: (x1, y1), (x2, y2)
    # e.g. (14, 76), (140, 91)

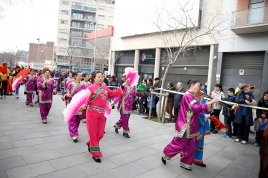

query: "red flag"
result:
(16, 66), (30, 79)
(209, 115), (228, 131)
(0, 64), (7, 74)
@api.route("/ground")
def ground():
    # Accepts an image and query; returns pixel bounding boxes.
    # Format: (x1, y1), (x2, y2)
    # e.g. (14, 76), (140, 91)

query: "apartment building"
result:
(28, 42), (54, 63)
(56, 0), (115, 72)
(217, 0), (268, 101)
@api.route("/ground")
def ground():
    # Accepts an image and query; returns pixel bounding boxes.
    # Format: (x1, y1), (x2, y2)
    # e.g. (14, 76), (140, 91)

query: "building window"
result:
(110, 7), (114, 11)
(61, 10), (68, 15)
(59, 48), (66, 53)
(109, 16), (114, 20)
(59, 38), (67, 43)
(61, 20), (68, 24)
(62, 1), (68, 5)
(71, 30), (82, 37)
(60, 29), (67, 33)
(98, 15), (105, 19)
(98, 24), (104, 29)
(84, 23), (94, 30)
(99, 6), (105, 10)
(71, 21), (82, 28)
(72, 13), (83, 19)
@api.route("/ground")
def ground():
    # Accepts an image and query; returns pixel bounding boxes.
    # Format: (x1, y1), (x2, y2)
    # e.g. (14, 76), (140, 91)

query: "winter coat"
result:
(222, 95), (236, 119)
(234, 92), (253, 126)
(173, 88), (186, 108)
(167, 87), (176, 102)
(256, 97), (268, 119)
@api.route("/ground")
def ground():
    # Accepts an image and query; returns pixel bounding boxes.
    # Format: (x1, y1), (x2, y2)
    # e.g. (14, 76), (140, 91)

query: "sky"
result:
(0, 0), (59, 52)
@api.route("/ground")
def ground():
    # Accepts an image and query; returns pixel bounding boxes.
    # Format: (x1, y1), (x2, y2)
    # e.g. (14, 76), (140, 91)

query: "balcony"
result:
(71, 16), (95, 22)
(70, 26), (94, 32)
(231, 6), (268, 34)
(71, 5), (96, 12)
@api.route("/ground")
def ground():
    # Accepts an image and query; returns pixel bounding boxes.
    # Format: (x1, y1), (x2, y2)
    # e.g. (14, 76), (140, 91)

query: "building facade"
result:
(110, 0), (221, 93)
(28, 42), (54, 63)
(56, 0), (115, 72)
(217, 0), (268, 101)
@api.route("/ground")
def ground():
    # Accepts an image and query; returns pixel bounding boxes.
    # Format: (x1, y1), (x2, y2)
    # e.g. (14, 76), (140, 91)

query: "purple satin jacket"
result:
(114, 86), (136, 114)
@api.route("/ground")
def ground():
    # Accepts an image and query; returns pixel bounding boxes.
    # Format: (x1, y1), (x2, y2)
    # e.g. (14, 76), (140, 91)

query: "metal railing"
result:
(71, 5), (96, 11)
(231, 6), (268, 27)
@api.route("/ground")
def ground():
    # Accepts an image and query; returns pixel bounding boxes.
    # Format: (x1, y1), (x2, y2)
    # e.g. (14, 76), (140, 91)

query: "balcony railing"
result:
(71, 5), (96, 12)
(231, 6), (268, 27)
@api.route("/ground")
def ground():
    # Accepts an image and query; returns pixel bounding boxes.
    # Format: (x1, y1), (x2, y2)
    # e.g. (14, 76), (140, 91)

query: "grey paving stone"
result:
(33, 141), (69, 152)
(0, 156), (27, 171)
(22, 150), (63, 164)
(42, 134), (71, 143)
(38, 167), (88, 178)
(105, 144), (137, 155)
(0, 171), (7, 178)
(22, 131), (52, 139)
(0, 135), (25, 143)
(0, 146), (38, 160)
(134, 153), (166, 171)
(0, 142), (14, 151)
(137, 166), (178, 178)
(13, 124), (41, 129)
(11, 138), (46, 147)
(179, 163), (223, 178)
(48, 154), (89, 170)
(88, 172), (116, 178)
(0, 125), (15, 131)
(107, 152), (141, 166)
(3, 129), (33, 136)
(77, 158), (118, 176)
(5, 161), (56, 178)
(160, 158), (188, 175)
(129, 146), (160, 158)
(56, 144), (87, 156)
(107, 162), (147, 178)
(205, 155), (233, 169)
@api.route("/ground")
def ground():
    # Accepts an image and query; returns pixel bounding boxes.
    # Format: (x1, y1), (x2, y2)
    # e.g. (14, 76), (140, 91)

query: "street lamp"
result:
(37, 38), (40, 62)
(90, 20), (98, 72)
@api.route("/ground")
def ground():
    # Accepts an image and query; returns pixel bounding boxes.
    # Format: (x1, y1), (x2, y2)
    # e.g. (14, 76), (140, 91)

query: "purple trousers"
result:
(115, 110), (130, 133)
(26, 93), (33, 104)
(39, 103), (52, 120)
(162, 133), (196, 169)
(68, 114), (81, 137)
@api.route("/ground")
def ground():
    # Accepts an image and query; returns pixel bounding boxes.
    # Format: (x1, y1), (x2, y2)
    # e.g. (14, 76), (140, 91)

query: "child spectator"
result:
(253, 112), (268, 147)
(138, 91), (147, 115)
(222, 88), (235, 139)
(147, 86), (156, 117)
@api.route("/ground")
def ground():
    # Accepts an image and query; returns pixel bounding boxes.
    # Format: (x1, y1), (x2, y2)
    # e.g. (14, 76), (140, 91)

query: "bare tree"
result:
(0, 49), (17, 67)
(95, 50), (109, 72)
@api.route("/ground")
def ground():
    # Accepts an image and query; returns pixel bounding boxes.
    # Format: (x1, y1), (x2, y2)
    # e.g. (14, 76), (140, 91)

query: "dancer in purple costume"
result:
(162, 79), (218, 171)
(23, 69), (37, 106)
(62, 71), (74, 106)
(37, 68), (57, 124)
(65, 72), (86, 142)
(113, 74), (136, 138)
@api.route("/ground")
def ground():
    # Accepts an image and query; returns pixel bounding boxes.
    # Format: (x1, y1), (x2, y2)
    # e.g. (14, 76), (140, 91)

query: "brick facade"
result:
(28, 42), (54, 63)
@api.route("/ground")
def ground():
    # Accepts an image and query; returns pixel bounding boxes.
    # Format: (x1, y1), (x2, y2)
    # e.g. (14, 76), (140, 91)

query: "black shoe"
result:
(114, 125), (118, 133)
(123, 133), (130, 138)
(212, 130), (218, 134)
(194, 163), (206, 167)
(92, 156), (101, 163)
(210, 128), (213, 132)
(161, 157), (166, 165)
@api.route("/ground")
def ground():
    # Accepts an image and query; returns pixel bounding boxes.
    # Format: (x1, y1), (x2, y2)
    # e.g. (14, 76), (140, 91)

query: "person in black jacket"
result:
(172, 82), (186, 123)
(222, 88), (235, 139)
(256, 91), (268, 120)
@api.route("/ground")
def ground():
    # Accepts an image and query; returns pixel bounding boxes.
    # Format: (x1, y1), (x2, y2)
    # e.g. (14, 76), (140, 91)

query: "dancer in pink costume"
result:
(23, 69), (37, 106)
(162, 79), (218, 171)
(37, 67), (57, 124)
(65, 72), (86, 142)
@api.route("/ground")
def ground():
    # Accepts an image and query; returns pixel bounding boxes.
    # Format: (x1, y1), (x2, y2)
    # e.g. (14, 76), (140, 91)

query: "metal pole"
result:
(92, 20), (97, 72)
(37, 38), (40, 62)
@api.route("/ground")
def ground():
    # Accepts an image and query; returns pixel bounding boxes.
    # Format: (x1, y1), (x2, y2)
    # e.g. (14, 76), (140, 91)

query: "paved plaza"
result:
(0, 87), (260, 178)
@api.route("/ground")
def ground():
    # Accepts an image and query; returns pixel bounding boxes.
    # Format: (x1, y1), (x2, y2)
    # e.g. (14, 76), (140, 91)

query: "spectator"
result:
(147, 86), (156, 116)
(166, 82), (175, 122)
(203, 82), (208, 94)
(173, 82), (186, 123)
(142, 78), (147, 85)
(108, 75), (119, 88)
(153, 77), (162, 116)
(210, 84), (225, 133)
(0, 70), (8, 98)
(249, 85), (256, 134)
(235, 83), (243, 94)
(138, 91), (147, 115)
(103, 74), (109, 86)
(259, 124), (268, 178)
(146, 78), (153, 90)
(257, 91), (268, 119)
(222, 88), (236, 139)
(234, 84), (256, 145)
(253, 112), (268, 147)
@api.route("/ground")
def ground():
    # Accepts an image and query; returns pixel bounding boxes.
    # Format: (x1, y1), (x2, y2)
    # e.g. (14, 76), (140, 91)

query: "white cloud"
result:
(0, 0), (59, 52)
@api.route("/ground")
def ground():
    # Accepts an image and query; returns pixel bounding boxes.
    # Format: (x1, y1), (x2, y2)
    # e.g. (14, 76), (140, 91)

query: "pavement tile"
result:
(88, 172), (116, 178)
(0, 146), (38, 160)
(56, 144), (87, 156)
(107, 152), (141, 166)
(136, 166), (178, 178)
(5, 161), (56, 178)
(0, 156), (27, 171)
(22, 150), (63, 164)
(0, 135), (25, 143)
(107, 162), (147, 178)
(22, 131), (52, 139)
(134, 153), (166, 171)
(3, 129), (33, 136)
(48, 154), (89, 170)
(38, 167), (87, 178)
(11, 138), (46, 147)
(33, 141), (69, 152)
(77, 158), (118, 176)
(0, 171), (7, 178)
(0, 141), (14, 151)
